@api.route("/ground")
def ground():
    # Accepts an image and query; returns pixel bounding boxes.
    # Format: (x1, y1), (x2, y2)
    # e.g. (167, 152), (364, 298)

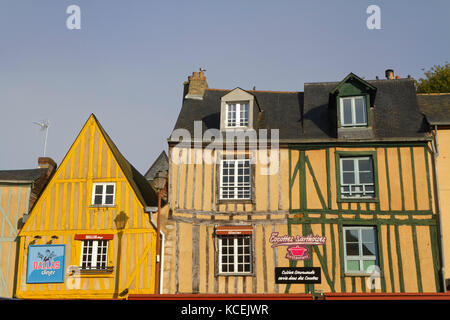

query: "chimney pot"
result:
(385, 69), (394, 80)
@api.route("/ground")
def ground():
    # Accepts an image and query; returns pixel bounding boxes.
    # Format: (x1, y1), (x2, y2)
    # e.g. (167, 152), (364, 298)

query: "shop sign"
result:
(269, 232), (326, 261)
(26, 244), (65, 283)
(74, 234), (114, 240)
(275, 267), (321, 284)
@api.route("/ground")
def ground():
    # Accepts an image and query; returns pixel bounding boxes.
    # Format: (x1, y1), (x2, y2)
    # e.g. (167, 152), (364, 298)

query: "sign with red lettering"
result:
(26, 244), (65, 283)
(74, 234), (114, 240)
(269, 232), (326, 261)
(215, 226), (253, 235)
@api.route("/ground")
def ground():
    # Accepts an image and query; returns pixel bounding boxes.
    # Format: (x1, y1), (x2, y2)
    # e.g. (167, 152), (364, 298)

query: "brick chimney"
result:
(38, 157), (57, 179)
(184, 70), (208, 100)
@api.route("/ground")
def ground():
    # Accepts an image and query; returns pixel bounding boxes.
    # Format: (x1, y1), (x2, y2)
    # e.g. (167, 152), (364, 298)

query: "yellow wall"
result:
(435, 128), (450, 281)
(0, 184), (31, 297)
(16, 116), (157, 299)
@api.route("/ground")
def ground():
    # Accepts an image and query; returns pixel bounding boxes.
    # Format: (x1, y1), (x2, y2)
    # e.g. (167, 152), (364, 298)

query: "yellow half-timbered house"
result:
(157, 71), (444, 296)
(15, 114), (161, 299)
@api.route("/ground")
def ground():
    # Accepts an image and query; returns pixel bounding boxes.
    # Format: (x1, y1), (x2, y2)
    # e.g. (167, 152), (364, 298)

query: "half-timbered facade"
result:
(418, 93), (450, 291)
(15, 114), (160, 299)
(0, 158), (55, 298)
(159, 71), (444, 295)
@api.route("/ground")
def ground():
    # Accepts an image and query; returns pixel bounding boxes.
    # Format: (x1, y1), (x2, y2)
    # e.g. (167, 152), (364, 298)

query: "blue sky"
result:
(0, 0), (449, 173)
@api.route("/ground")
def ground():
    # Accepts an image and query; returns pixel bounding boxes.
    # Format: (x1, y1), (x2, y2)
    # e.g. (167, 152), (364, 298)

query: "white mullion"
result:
(91, 241), (99, 269)
(236, 103), (240, 127)
(233, 237), (238, 273)
(351, 98), (356, 125)
(219, 238), (223, 273)
(234, 160), (239, 199)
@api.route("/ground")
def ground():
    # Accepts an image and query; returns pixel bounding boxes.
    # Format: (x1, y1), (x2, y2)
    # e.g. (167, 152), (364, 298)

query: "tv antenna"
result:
(33, 120), (49, 156)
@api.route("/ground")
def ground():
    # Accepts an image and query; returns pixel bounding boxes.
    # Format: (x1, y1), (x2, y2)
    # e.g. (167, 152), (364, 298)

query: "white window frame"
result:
(340, 156), (375, 199)
(225, 101), (250, 128)
(340, 96), (367, 127)
(80, 240), (109, 271)
(219, 159), (251, 200)
(218, 235), (252, 275)
(343, 226), (378, 274)
(91, 182), (116, 206)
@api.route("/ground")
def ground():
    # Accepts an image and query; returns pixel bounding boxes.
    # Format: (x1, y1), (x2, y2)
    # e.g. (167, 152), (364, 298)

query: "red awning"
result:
(215, 226), (253, 235)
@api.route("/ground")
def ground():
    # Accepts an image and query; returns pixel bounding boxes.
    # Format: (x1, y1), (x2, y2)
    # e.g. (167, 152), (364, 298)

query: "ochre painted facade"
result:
(0, 184), (31, 297)
(433, 126), (450, 285)
(15, 115), (158, 299)
(160, 142), (442, 294)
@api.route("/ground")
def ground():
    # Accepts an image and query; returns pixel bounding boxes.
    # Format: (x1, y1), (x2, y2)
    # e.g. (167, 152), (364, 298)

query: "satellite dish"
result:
(33, 120), (50, 156)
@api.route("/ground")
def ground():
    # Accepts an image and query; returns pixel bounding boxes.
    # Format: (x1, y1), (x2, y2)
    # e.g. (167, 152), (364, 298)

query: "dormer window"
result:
(340, 96), (367, 127)
(226, 102), (249, 128)
(220, 88), (259, 131)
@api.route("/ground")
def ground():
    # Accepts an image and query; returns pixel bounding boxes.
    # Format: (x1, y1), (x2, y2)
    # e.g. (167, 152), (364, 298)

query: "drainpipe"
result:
(155, 191), (162, 295)
(431, 125), (446, 292)
(145, 198), (165, 295)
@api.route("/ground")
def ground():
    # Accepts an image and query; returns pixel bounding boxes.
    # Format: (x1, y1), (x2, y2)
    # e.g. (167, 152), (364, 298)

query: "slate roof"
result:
(0, 168), (48, 183)
(171, 78), (429, 143)
(92, 115), (162, 207)
(144, 151), (169, 182)
(417, 93), (450, 125)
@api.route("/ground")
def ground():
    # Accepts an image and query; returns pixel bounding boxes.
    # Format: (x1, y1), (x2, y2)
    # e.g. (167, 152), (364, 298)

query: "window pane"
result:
(359, 172), (374, 184)
(94, 195), (103, 205)
(95, 185), (103, 194)
(345, 229), (359, 242)
(358, 158), (372, 171)
(342, 99), (352, 124)
(363, 260), (376, 272)
(355, 98), (366, 124)
(343, 172), (355, 184)
(341, 159), (354, 171)
(105, 195), (114, 204)
(346, 243), (360, 256)
(106, 185), (114, 194)
(239, 103), (249, 126)
(346, 260), (360, 272)
(362, 243), (376, 256)
(362, 229), (376, 243)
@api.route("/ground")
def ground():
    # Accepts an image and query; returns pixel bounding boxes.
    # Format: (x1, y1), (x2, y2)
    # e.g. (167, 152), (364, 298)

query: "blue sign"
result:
(26, 244), (65, 283)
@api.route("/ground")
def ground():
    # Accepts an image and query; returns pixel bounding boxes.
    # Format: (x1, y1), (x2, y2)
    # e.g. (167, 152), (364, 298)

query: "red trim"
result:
(216, 226), (253, 235)
(74, 234), (114, 240)
(128, 294), (311, 300)
(128, 293), (450, 300)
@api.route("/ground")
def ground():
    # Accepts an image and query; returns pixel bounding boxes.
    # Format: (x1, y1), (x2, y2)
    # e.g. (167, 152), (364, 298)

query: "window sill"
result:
(217, 199), (254, 205)
(344, 273), (381, 277)
(89, 205), (117, 209)
(68, 267), (114, 278)
(337, 198), (379, 203)
(344, 273), (371, 277)
(216, 273), (254, 277)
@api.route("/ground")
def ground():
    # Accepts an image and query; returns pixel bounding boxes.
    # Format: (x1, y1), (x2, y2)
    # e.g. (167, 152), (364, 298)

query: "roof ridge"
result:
(206, 88), (300, 94)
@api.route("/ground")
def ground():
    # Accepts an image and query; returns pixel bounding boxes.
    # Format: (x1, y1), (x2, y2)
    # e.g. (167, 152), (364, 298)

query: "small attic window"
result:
(225, 102), (249, 127)
(340, 96), (367, 127)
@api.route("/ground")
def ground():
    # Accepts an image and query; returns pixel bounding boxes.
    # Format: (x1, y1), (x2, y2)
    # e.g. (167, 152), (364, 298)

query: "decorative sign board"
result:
(269, 232), (326, 261)
(274, 267), (321, 284)
(26, 244), (66, 283)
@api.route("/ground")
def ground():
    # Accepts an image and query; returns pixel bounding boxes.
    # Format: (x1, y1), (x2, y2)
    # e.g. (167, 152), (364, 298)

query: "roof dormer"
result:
(220, 88), (260, 131)
(330, 73), (377, 139)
